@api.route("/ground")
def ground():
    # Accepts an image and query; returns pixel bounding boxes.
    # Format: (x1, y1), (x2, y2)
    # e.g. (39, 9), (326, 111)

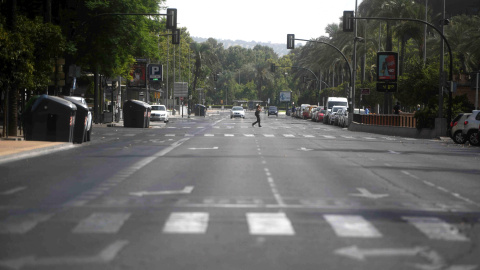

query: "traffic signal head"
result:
(287, 34), (295, 49)
(172, 29), (180, 44)
(167, 8), (177, 30)
(343, 11), (354, 32)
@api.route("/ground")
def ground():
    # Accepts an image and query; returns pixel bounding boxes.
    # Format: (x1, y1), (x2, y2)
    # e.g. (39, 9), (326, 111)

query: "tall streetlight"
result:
(287, 34), (353, 113)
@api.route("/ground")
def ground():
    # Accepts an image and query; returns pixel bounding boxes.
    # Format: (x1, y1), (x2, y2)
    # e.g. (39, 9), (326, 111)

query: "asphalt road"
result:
(1, 111), (479, 270)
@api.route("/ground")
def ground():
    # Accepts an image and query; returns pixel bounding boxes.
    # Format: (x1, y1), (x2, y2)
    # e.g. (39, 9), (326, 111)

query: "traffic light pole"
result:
(293, 38), (353, 113)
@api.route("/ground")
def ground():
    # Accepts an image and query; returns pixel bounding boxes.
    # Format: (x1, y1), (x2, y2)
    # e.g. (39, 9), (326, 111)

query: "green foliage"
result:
(0, 16), (65, 92)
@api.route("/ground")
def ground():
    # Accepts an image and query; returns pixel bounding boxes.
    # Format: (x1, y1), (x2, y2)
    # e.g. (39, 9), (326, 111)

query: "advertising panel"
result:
(129, 62), (146, 88)
(377, 52), (398, 82)
(279, 91), (291, 102)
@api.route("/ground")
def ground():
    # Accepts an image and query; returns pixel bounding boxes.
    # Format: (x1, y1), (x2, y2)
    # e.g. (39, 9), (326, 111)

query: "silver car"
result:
(230, 106), (245, 119)
(449, 113), (470, 144)
(462, 110), (480, 146)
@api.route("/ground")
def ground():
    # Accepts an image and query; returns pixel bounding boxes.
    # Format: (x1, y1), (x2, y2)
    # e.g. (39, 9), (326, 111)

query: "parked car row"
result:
(292, 104), (349, 128)
(449, 110), (480, 146)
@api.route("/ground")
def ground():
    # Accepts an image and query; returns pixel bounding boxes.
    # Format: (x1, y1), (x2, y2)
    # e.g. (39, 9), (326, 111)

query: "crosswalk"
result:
(0, 211), (471, 242)
(141, 133), (417, 141)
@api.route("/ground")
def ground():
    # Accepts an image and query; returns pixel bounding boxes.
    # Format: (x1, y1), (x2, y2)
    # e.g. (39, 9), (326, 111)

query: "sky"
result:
(163, 0), (362, 44)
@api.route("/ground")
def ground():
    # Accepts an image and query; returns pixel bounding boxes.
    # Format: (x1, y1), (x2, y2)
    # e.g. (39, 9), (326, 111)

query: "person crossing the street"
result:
(252, 104), (262, 127)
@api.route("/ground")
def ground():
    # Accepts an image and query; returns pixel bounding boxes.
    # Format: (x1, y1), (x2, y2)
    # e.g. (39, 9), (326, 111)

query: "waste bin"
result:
(194, 104), (206, 116)
(63, 96), (89, 144)
(23, 94), (77, 142)
(123, 100), (151, 128)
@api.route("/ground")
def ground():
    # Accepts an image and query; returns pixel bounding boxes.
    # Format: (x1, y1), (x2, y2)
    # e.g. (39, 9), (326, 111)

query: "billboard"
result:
(129, 62), (146, 88)
(377, 52), (398, 81)
(279, 91), (291, 102)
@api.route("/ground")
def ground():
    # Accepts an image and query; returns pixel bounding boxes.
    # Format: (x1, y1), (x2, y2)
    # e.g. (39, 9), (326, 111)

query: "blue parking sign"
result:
(148, 64), (163, 81)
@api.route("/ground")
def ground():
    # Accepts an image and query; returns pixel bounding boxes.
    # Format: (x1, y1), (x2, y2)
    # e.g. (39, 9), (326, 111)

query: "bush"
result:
(414, 108), (436, 130)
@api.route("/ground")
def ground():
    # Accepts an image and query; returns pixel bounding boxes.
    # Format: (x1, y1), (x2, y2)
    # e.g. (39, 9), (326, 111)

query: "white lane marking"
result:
(324, 215), (382, 238)
(130, 186), (194, 197)
(188, 147), (218, 150)
(246, 213), (295, 235)
(304, 135), (314, 138)
(73, 213), (131, 234)
(401, 170), (420, 179)
(165, 134), (175, 137)
(244, 134), (255, 137)
(264, 134), (275, 137)
(204, 134), (214, 137)
(224, 134), (234, 137)
(388, 150), (401, 154)
(349, 188), (389, 199)
(123, 134), (135, 136)
(364, 137), (376, 140)
(184, 134), (194, 137)
(299, 147), (313, 151)
(341, 135), (354, 139)
(163, 212), (209, 234)
(0, 186), (27, 195)
(323, 135), (336, 139)
(403, 217), (469, 241)
(0, 213), (53, 234)
(283, 134), (294, 137)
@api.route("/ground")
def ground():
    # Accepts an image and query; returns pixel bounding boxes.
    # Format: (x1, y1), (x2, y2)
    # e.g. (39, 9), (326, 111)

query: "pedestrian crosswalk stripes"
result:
(125, 132), (418, 142)
(0, 211), (473, 242)
(73, 212), (131, 234)
(247, 212), (295, 235)
(402, 216), (469, 241)
(324, 215), (382, 238)
(163, 212), (209, 234)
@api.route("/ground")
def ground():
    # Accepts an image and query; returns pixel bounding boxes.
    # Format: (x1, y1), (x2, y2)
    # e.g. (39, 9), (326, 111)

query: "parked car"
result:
(462, 110), (480, 146)
(65, 96), (92, 141)
(328, 106), (347, 125)
(268, 106), (278, 117)
(335, 108), (348, 127)
(150, 104), (169, 123)
(230, 106), (245, 119)
(448, 113), (470, 144)
(307, 105), (318, 119)
(316, 109), (326, 123)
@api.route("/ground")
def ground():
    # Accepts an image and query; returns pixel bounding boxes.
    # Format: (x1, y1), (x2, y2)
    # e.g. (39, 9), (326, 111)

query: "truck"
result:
(326, 97), (348, 113)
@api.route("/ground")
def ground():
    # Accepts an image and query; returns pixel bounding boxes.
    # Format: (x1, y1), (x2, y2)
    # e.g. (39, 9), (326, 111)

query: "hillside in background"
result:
(192, 37), (294, 57)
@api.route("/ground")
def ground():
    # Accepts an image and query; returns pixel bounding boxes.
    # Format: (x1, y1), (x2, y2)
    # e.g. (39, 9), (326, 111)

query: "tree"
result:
(0, 15), (65, 136)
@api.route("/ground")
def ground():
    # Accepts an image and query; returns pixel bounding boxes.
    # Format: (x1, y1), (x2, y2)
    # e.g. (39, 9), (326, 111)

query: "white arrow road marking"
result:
(335, 245), (477, 270)
(349, 188), (389, 199)
(299, 147), (313, 151)
(130, 186), (194, 197)
(335, 245), (426, 261)
(188, 147), (219, 150)
(0, 186), (27, 195)
(0, 240), (128, 269)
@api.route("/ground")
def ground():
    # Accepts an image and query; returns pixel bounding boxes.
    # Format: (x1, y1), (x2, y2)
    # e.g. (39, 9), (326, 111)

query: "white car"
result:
(230, 106), (245, 119)
(462, 110), (480, 146)
(150, 105), (169, 123)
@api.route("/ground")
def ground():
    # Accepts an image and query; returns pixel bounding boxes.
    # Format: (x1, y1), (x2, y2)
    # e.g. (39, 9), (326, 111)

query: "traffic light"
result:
(287, 34), (295, 49)
(271, 64), (276, 72)
(343, 11), (354, 32)
(214, 73), (218, 81)
(166, 8), (177, 30)
(172, 29), (180, 44)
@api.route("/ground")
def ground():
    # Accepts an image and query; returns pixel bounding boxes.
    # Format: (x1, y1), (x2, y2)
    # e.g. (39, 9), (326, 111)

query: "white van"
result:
(326, 97), (348, 113)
